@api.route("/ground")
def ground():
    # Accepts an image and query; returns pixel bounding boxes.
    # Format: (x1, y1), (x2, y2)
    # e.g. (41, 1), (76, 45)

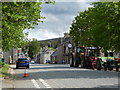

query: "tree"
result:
(70, 2), (120, 51)
(70, 10), (92, 47)
(28, 38), (40, 59)
(2, 2), (45, 51)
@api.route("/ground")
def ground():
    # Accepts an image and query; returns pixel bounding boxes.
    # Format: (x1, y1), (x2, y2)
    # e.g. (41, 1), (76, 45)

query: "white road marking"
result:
(31, 79), (40, 88)
(39, 79), (51, 88)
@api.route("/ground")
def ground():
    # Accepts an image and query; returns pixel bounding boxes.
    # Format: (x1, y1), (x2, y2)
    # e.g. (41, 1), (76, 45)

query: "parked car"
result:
(16, 58), (29, 69)
(31, 60), (35, 64)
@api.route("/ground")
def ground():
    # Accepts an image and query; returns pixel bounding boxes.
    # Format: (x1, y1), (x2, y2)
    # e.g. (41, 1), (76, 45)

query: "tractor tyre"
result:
(81, 60), (84, 68)
(81, 58), (86, 68)
(86, 61), (89, 69)
(70, 54), (74, 67)
(115, 62), (119, 72)
(96, 60), (102, 71)
(74, 58), (79, 67)
(104, 63), (107, 71)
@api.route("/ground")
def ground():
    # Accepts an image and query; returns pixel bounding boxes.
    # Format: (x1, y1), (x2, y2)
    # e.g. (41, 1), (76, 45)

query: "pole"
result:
(12, 47), (14, 64)
(68, 48), (70, 64)
(68, 42), (72, 64)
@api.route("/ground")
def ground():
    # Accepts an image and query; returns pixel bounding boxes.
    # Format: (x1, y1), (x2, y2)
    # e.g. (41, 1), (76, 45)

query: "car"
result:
(16, 58), (29, 69)
(31, 60), (35, 64)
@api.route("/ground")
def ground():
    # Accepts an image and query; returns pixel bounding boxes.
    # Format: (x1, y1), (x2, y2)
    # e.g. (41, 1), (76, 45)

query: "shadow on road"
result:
(93, 84), (118, 88)
(14, 64), (119, 81)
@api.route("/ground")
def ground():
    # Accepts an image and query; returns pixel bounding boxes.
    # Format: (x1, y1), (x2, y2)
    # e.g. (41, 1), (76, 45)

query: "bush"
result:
(0, 61), (9, 77)
(0, 61), (6, 68)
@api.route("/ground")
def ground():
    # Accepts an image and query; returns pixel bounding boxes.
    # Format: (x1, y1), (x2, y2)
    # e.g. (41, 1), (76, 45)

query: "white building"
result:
(37, 46), (54, 64)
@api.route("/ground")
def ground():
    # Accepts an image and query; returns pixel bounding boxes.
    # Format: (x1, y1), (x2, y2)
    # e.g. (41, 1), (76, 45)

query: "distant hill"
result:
(38, 33), (71, 49)
(38, 37), (64, 49)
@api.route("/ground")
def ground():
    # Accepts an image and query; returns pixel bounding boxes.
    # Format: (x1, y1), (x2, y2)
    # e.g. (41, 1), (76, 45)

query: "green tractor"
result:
(98, 56), (115, 71)
(97, 51), (118, 71)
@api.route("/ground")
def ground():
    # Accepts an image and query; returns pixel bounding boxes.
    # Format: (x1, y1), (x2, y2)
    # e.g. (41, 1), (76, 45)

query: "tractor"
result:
(70, 46), (100, 69)
(97, 52), (116, 71)
(115, 58), (120, 71)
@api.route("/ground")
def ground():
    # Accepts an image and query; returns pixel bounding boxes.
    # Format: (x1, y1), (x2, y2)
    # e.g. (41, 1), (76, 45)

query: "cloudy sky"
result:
(24, 0), (96, 41)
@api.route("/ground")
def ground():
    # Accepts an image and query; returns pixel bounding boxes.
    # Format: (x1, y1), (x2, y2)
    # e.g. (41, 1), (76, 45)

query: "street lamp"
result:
(67, 41), (72, 64)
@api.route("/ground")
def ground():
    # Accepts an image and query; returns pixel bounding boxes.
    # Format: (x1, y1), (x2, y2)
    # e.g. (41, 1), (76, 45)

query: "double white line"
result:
(31, 79), (51, 88)
(31, 79), (40, 88)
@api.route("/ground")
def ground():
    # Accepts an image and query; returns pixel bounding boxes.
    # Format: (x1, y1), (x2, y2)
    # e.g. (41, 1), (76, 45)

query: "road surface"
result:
(2, 64), (119, 89)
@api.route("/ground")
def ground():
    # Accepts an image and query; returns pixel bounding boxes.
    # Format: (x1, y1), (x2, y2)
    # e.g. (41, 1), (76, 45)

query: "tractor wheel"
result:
(104, 63), (107, 71)
(70, 54), (74, 67)
(74, 58), (79, 67)
(86, 61), (89, 69)
(96, 60), (102, 70)
(115, 62), (119, 72)
(81, 60), (84, 68)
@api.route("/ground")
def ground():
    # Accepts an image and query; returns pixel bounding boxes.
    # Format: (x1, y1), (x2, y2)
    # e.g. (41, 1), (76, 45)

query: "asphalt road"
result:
(2, 64), (119, 89)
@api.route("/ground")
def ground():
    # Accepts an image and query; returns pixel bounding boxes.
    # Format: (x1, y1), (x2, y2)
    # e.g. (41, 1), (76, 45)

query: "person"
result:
(61, 60), (65, 64)
(55, 61), (57, 64)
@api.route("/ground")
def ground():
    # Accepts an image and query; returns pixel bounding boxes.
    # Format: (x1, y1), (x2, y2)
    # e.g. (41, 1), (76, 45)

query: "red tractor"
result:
(114, 58), (120, 71)
(70, 46), (100, 69)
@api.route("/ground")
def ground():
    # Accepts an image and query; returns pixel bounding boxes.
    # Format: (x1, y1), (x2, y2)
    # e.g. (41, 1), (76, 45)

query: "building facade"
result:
(3, 48), (17, 64)
(36, 46), (54, 64)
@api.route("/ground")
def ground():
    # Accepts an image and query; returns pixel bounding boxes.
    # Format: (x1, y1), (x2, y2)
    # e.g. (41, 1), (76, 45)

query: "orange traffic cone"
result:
(24, 67), (28, 77)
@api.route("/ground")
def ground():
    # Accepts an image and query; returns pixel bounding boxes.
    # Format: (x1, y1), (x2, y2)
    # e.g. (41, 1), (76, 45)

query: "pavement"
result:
(0, 65), (15, 89)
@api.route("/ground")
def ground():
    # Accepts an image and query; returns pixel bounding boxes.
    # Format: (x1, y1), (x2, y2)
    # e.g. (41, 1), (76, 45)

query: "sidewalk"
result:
(1, 65), (15, 89)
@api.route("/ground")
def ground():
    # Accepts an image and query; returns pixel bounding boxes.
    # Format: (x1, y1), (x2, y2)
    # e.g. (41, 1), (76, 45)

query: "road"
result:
(2, 64), (119, 89)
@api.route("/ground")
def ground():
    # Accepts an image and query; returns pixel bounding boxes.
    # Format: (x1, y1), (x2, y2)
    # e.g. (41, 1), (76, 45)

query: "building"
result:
(3, 48), (17, 64)
(36, 46), (54, 64)
(50, 33), (72, 64)
(51, 44), (64, 64)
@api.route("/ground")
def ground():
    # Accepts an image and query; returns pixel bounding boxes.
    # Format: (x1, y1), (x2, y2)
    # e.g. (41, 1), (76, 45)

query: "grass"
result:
(0, 61), (9, 77)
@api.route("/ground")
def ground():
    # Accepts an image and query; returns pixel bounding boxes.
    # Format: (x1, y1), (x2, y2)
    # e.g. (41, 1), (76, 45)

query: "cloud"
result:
(24, 2), (93, 40)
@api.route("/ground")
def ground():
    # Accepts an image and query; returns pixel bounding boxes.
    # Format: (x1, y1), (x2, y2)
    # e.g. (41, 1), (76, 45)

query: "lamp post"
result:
(67, 41), (72, 64)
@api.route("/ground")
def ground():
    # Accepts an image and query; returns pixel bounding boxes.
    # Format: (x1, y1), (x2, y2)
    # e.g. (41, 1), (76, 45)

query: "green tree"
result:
(90, 2), (120, 51)
(70, 2), (120, 51)
(70, 10), (91, 46)
(28, 38), (40, 59)
(2, 2), (45, 51)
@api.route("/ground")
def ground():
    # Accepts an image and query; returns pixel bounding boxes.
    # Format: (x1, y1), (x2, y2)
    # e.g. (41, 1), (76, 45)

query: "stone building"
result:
(50, 33), (73, 64)
(36, 46), (54, 64)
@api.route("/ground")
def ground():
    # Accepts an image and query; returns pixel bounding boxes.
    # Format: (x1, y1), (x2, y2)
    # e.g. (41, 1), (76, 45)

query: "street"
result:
(2, 64), (119, 89)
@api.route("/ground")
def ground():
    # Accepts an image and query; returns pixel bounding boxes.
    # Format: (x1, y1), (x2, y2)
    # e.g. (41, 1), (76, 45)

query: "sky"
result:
(24, 0), (95, 41)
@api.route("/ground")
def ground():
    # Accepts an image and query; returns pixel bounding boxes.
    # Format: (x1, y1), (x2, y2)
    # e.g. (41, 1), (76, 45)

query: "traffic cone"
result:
(24, 67), (28, 77)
